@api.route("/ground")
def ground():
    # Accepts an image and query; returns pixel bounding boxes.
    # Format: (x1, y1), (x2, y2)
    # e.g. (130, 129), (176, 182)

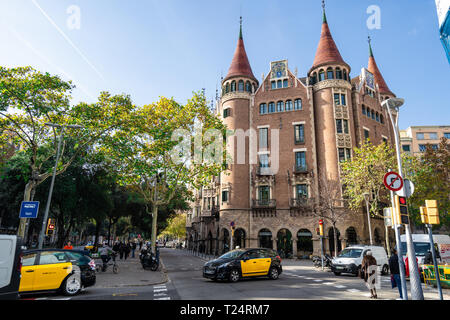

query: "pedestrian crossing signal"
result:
(425, 200), (439, 225)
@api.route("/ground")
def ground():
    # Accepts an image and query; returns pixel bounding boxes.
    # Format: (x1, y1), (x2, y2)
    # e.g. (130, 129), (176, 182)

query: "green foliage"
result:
(340, 141), (396, 217)
(160, 213), (187, 240)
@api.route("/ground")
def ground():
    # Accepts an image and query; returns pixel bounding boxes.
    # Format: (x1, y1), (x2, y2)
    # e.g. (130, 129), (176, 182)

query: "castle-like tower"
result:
(186, 6), (397, 258)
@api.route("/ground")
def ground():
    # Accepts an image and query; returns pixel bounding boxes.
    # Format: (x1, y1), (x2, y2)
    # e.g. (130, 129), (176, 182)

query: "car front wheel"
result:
(382, 264), (389, 275)
(229, 269), (240, 283)
(62, 274), (82, 296)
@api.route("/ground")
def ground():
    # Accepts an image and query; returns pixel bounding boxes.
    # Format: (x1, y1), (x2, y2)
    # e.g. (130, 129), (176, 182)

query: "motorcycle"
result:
(140, 248), (159, 271)
(313, 254), (333, 268)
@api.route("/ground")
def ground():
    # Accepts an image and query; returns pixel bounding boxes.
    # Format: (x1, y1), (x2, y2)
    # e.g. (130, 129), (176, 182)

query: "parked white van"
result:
(331, 245), (389, 276)
(0, 235), (23, 299)
(400, 234), (450, 264)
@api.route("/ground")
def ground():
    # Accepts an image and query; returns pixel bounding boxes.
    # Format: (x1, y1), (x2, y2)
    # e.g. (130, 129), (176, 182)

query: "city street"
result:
(20, 247), (449, 301)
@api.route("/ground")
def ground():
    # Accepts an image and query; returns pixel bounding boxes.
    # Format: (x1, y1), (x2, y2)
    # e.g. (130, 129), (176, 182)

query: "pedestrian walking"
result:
(131, 241), (137, 258)
(361, 250), (378, 299)
(389, 248), (404, 300)
(124, 241), (131, 260)
(139, 240), (143, 250)
(63, 241), (73, 250)
(119, 241), (125, 260)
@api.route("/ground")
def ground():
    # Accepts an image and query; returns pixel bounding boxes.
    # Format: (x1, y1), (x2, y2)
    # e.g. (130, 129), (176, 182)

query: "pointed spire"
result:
(239, 16), (243, 40)
(367, 38), (394, 95)
(310, 2), (347, 71)
(224, 17), (257, 83)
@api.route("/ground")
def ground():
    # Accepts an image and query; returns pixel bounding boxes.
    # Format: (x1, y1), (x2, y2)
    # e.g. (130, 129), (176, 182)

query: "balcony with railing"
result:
(289, 197), (312, 208)
(257, 166), (272, 176)
(252, 199), (276, 208)
(293, 164), (308, 174)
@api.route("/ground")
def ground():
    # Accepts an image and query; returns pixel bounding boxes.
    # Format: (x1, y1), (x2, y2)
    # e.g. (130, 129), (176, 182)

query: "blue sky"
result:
(0, 0), (448, 129)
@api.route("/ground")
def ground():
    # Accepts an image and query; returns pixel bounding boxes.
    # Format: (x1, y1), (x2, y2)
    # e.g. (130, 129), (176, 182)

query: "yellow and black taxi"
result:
(19, 249), (96, 296)
(203, 248), (282, 282)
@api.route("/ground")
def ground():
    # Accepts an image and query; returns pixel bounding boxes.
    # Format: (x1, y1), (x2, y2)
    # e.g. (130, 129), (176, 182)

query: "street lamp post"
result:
(363, 193), (373, 245)
(382, 98), (424, 300)
(37, 123), (83, 250)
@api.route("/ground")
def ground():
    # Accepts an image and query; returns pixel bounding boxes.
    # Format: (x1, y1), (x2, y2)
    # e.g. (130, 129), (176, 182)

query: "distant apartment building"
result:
(400, 126), (450, 155)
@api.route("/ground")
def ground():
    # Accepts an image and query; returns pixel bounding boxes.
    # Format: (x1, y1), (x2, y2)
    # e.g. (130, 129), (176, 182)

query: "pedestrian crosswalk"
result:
(153, 284), (171, 300)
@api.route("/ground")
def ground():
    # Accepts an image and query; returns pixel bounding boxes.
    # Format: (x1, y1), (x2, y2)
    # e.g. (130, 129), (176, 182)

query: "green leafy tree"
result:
(0, 66), (135, 237)
(160, 213), (187, 241)
(103, 92), (226, 254)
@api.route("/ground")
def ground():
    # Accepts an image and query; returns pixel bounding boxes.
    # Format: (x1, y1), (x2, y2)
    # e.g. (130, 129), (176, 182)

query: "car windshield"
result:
(400, 242), (430, 256)
(338, 248), (362, 258)
(218, 249), (246, 259)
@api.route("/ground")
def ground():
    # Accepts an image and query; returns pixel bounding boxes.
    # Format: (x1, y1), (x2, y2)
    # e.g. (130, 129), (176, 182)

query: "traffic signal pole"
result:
(386, 103), (424, 300)
(426, 224), (443, 300)
(389, 187), (408, 300)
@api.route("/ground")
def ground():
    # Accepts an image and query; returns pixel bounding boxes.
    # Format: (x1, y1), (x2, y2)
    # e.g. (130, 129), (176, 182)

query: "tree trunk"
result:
(17, 180), (35, 238)
(151, 205), (158, 255)
(94, 220), (101, 248)
(333, 223), (338, 257)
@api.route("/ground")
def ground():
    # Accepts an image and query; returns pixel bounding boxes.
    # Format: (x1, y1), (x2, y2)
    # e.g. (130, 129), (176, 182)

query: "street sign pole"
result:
(426, 224), (443, 300)
(385, 102), (424, 300)
(38, 127), (65, 250)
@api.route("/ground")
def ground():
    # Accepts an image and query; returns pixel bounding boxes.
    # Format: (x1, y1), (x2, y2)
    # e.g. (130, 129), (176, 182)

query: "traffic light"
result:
(46, 218), (55, 236)
(425, 200), (440, 225)
(420, 206), (429, 224)
(319, 219), (324, 236)
(394, 195), (410, 225)
(383, 207), (392, 227)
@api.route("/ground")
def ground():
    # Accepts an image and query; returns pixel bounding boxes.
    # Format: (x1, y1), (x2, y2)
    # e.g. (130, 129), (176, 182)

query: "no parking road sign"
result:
(19, 201), (40, 218)
(383, 171), (403, 192)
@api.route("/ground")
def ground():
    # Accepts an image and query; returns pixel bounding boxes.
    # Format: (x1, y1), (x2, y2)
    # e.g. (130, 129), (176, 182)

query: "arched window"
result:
(345, 227), (358, 245)
(367, 108), (371, 118)
(268, 102), (275, 113)
(285, 100), (293, 111)
(312, 72), (317, 84)
(343, 69), (348, 81)
(225, 83), (230, 93)
(294, 99), (302, 110)
(234, 228), (246, 249)
(276, 101), (284, 112)
(238, 80), (244, 92)
(297, 229), (313, 258)
(380, 114), (384, 124)
(259, 103), (267, 114)
(327, 67), (334, 79)
(277, 229), (293, 257)
(336, 68), (342, 79)
(245, 81), (252, 93)
(231, 81), (236, 92)
(376, 112), (380, 122)
(371, 110), (375, 120)
(319, 69), (325, 81)
(258, 229), (273, 249)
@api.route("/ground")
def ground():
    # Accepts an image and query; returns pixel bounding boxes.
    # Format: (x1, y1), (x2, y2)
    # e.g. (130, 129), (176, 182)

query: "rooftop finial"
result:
(322, 0), (327, 23)
(368, 35), (374, 57)
(239, 16), (243, 40)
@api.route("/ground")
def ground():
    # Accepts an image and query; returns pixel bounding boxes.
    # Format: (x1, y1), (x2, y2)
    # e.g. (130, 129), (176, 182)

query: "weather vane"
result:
(322, 0), (325, 10)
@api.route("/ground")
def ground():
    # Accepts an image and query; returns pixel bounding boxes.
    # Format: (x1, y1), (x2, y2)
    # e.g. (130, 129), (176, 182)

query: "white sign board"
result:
(440, 243), (450, 264)
(435, 0), (450, 28)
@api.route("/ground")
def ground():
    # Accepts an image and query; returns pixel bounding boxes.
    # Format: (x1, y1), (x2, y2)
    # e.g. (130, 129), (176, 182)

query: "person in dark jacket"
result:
(119, 241), (125, 260)
(124, 242), (131, 260)
(389, 248), (404, 299)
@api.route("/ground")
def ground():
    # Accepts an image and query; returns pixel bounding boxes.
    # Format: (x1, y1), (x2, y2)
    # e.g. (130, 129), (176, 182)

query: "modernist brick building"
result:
(186, 8), (397, 258)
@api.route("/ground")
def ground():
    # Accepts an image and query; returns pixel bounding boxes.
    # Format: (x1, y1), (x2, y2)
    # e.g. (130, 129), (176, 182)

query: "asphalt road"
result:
(21, 247), (447, 300)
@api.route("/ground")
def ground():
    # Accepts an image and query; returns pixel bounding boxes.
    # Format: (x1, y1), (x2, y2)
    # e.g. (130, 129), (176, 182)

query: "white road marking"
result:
(347, 289), (361, 293)
(314, 279), (323, 282)
(334, 285), (347, 289)
(154, 288), (168, 293)
(155, 297), (171, 300)
(154, 293), (168, 297)
(323, 282), (334, 285)
(153, 285), (167, 289)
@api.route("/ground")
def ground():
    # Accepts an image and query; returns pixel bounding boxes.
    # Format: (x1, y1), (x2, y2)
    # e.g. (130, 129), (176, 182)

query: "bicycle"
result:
(96, 251), (119, 274)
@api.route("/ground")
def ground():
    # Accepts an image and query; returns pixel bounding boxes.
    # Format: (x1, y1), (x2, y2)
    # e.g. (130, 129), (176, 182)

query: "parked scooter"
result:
(140, 246), (159, 271)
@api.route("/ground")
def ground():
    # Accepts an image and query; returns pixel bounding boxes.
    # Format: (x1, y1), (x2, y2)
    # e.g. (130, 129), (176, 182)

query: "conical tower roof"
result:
(223, 17), (257, 83)
(310, 9), (348, 72)
(367, 39), (394, 95)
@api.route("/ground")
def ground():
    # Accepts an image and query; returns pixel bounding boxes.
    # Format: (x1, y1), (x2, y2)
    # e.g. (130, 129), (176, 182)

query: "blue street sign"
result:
(19, 201), (40, 218)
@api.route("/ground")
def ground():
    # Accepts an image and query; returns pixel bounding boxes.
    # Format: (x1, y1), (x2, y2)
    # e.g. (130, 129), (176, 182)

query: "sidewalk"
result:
(92, 254), (167, 288)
